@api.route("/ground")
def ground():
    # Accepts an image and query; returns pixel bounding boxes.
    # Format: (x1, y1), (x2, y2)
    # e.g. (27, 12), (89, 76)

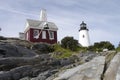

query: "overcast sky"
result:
(0, 0), (120, 46)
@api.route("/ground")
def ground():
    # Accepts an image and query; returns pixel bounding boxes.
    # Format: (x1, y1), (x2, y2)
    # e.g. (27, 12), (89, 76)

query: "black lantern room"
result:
(79, 21), (88, 31)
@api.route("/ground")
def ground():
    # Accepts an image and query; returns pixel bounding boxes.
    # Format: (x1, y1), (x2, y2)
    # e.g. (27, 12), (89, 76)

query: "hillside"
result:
(0, 36), (119, 80)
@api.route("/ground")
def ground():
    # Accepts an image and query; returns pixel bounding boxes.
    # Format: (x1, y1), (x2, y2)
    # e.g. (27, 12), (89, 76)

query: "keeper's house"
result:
(19, 9), (58, 44)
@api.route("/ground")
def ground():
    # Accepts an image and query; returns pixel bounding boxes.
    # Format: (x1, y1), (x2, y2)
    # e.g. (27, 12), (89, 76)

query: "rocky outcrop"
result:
(30, 70), (58, 80)
(0, 51), (118, 80)
(0, 37), (119, 80)
(0, 65), (32, 80)
(0, 43), (36, 57)
(53, 56), (105, 80)
(20, 77), (30, 80)
(104, 52), (120, 80)
(0, 54), (62, 80)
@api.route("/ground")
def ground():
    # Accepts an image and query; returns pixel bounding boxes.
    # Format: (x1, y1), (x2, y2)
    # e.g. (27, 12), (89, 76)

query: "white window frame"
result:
(33, 29), (39, 39)
(49, 31), (54, 40)
(42, 31), (46, 39)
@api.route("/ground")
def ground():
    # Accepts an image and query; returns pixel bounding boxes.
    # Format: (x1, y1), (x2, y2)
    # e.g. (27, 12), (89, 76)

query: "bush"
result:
(116, 42), (120, 52)
(95, 41), (115, 50)
(88, 41), (115, 52)
(52, 44), (73, 58)
(116, 47), (120, 52)
(61, 36), (78, 51)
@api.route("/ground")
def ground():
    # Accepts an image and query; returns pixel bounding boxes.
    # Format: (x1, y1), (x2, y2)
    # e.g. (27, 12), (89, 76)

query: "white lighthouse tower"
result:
(79, 21), (90, 47)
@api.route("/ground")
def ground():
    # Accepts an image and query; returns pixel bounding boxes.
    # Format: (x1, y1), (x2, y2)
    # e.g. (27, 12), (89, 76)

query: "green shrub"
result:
(61, 36), (78, 51)
(88, 41), (115, 52)
(94, 41), (115, 50)
(116, 47), (120, 52)
(52, 44), (86, 59)
(52, 44), (73, 58)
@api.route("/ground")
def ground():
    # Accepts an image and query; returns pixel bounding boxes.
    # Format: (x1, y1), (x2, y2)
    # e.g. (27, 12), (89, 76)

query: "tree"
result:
(99, 41), (115, 50)
(88, 41), (115, 52)
(116, 42), (120, 52)
(61, 36), (78, 51)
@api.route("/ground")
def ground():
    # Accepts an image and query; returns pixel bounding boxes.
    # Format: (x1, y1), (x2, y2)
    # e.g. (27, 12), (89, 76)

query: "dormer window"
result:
(43, 22), (49, 29)
(44, 25), (49, 29)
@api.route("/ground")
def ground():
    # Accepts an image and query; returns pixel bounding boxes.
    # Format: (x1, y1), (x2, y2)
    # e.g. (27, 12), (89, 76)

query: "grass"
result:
(52, 44), (73, 59)
(116, 47), (120, 52)
(52, 44), (87, 59)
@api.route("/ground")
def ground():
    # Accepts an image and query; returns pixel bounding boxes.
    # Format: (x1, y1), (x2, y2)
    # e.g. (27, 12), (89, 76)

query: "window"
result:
(49, 31), (54, 40)
(42, 31), (46, 39)
(82, 35), (85, 38)
(33, 30), (39, 39)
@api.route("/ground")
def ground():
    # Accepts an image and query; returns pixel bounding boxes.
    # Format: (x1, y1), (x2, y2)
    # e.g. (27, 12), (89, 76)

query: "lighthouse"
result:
(79, 21), (90, 47)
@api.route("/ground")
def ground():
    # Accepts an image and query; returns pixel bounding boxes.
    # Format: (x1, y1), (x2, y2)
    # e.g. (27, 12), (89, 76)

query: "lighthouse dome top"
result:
(79, 21), (88, 31)
(80, 21), (86, 26)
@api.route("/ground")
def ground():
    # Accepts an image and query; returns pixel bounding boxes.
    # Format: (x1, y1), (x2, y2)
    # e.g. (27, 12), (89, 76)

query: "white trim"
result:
(24, 27), (57, 33)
